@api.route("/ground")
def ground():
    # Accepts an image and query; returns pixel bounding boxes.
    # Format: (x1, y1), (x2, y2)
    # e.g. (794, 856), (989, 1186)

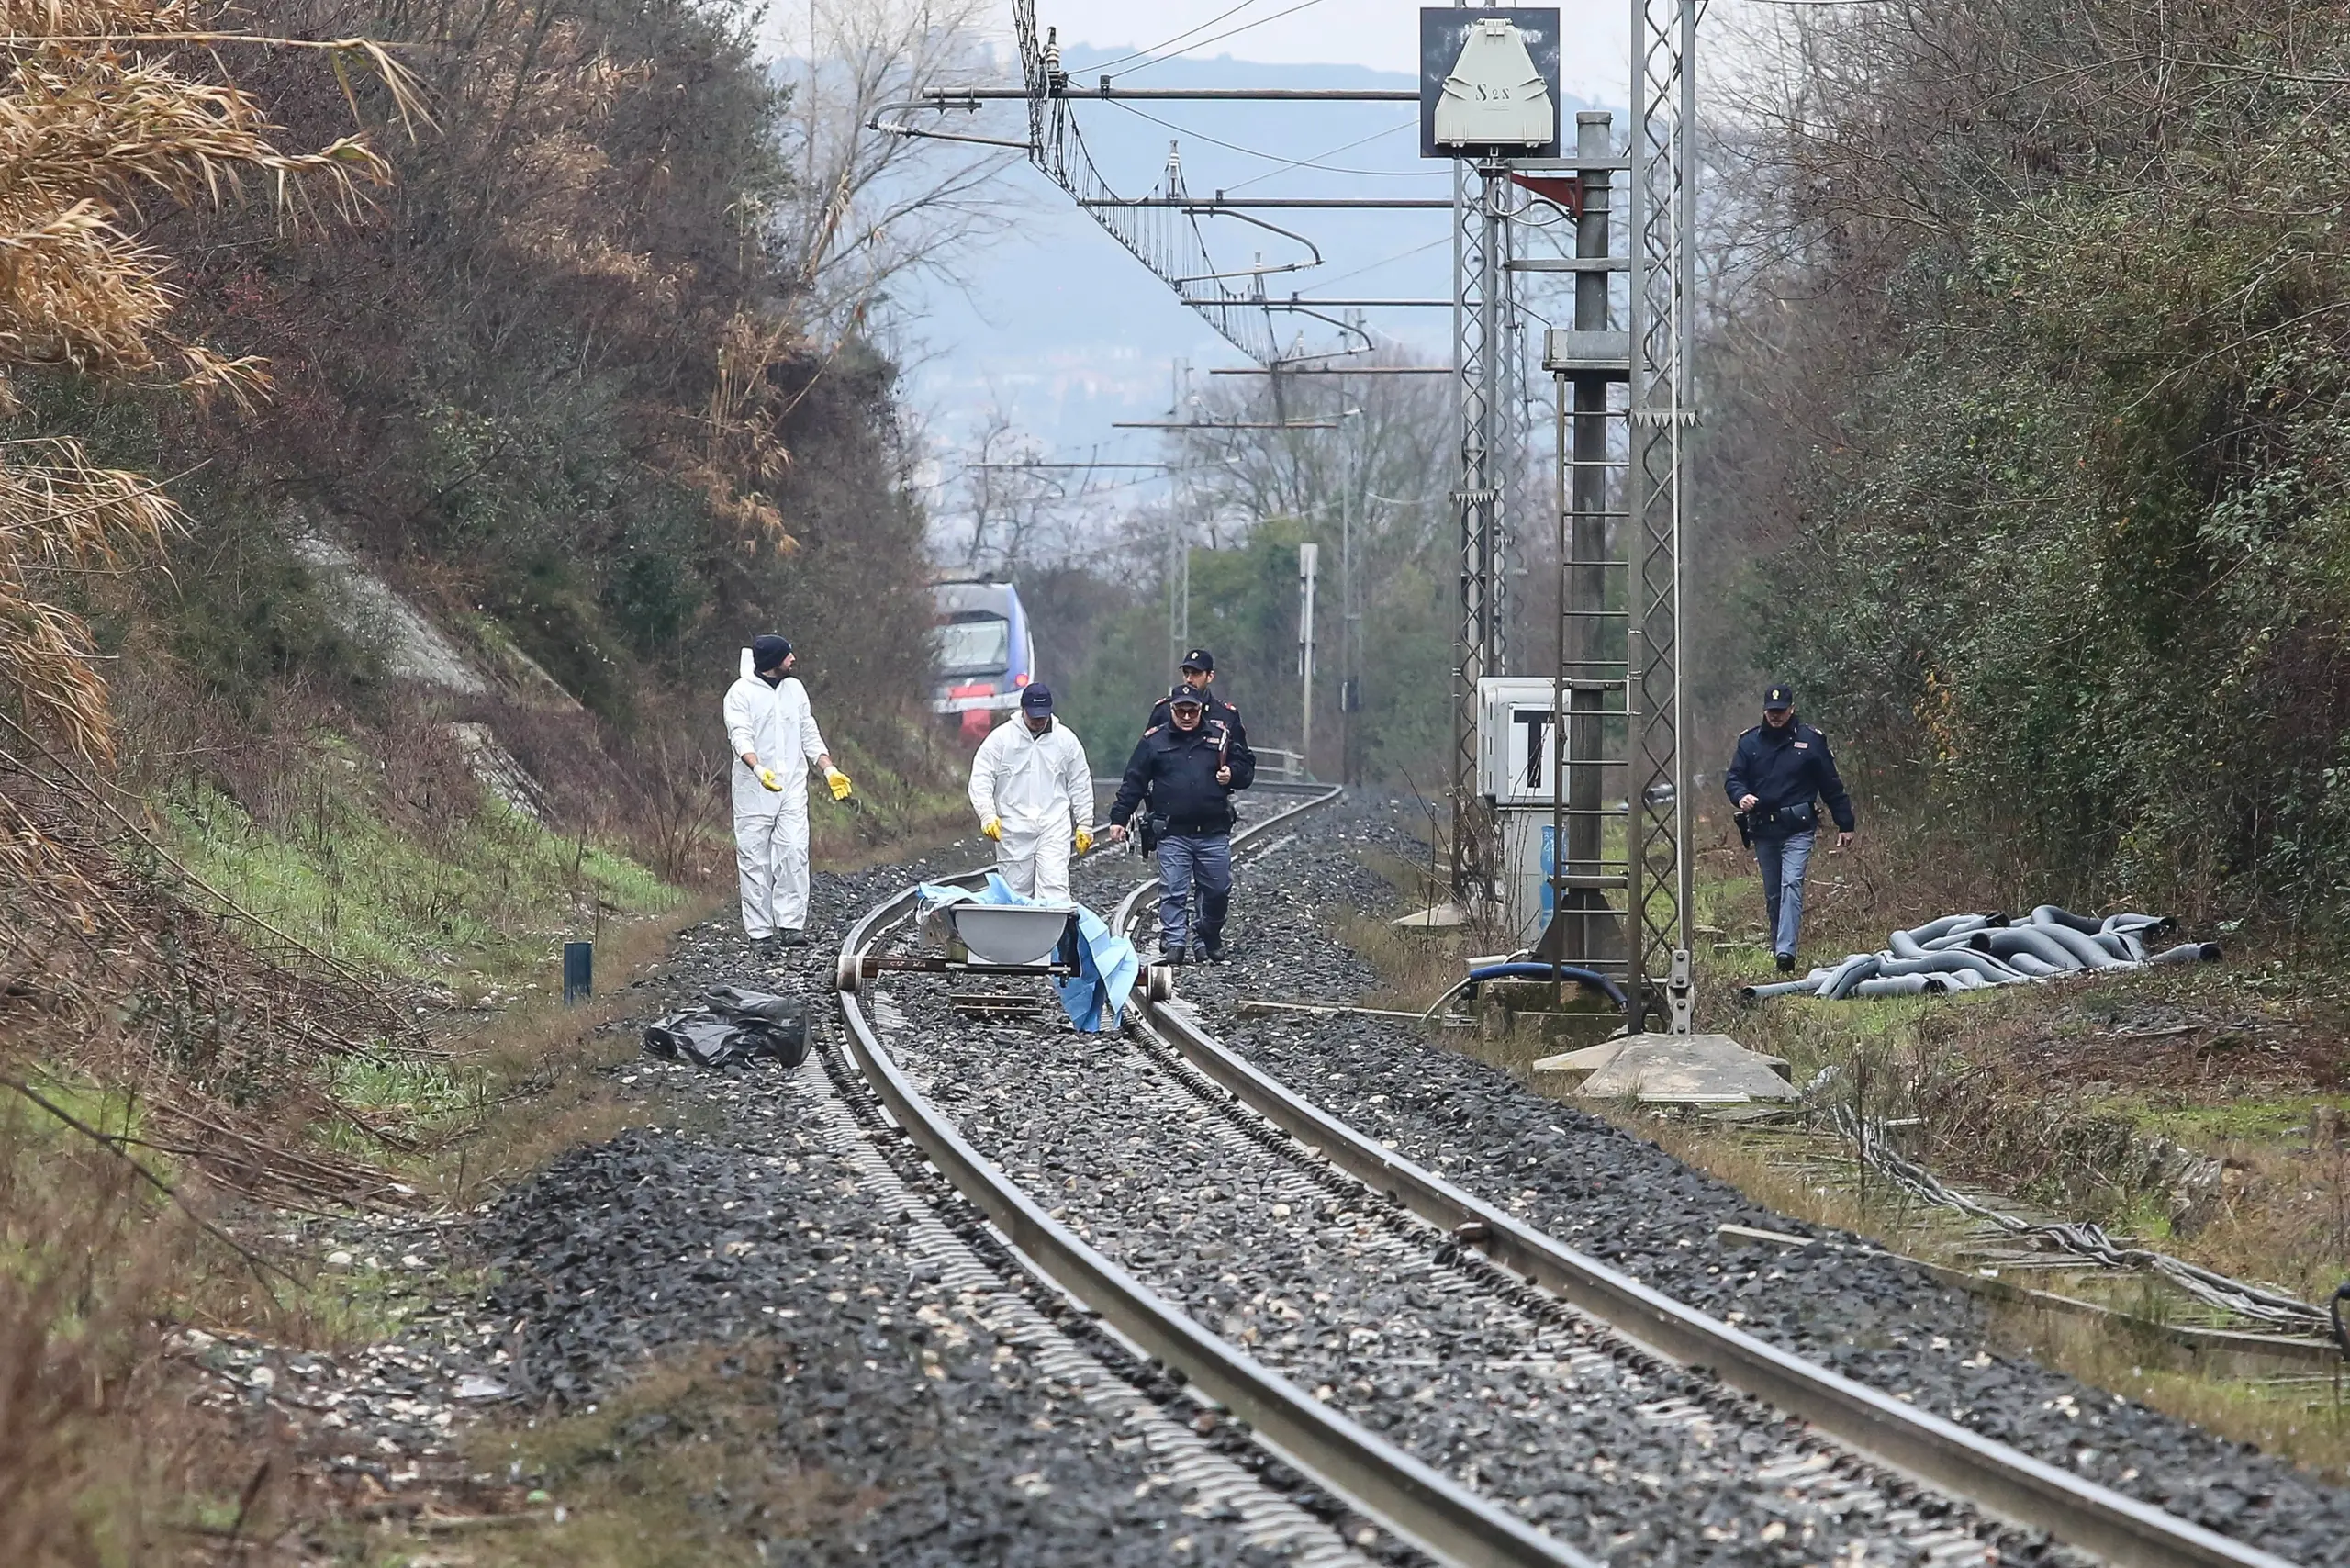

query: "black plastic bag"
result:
(643, 986), (808, 1070)
(706, 986), (809, 1069)
(702, 985), (804, 1028)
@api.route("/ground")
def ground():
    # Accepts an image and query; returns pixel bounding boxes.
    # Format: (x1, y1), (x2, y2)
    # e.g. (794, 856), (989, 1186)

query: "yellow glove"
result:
(980, 817), (1002, 842)
(756, 767), (782, 792)
(1074, 826), (1094, 856)
(825, 767), (853, 801)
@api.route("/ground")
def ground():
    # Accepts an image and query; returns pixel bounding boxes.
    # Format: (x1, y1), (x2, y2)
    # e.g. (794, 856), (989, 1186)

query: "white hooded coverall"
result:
(724, 653), (831, 936)
(967, 714), (1092, 902)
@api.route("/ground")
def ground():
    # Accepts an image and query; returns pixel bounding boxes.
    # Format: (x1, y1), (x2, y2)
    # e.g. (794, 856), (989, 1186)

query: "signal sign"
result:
(1419, 8), (1562, 159)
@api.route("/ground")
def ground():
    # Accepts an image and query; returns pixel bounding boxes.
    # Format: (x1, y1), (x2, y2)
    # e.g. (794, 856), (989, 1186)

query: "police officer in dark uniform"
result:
(1106, 685), (1253, 964)
(1146, 648), (1250, 766)
(1724, 683), (1856, 972)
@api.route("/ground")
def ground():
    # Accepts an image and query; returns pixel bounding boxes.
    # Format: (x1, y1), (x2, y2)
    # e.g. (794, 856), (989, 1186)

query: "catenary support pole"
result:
(1628, 0), (1698, 1030)
(1299, 543), (1318, 775)
(1553, 111), (1623, 970)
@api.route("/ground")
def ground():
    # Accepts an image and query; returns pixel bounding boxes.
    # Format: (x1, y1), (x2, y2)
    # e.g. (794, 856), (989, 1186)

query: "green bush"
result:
(1718, 0), (2350, 927)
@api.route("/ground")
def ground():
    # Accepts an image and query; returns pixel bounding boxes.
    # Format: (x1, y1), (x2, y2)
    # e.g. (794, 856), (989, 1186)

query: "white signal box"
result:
(1477, 677), (1574, 804)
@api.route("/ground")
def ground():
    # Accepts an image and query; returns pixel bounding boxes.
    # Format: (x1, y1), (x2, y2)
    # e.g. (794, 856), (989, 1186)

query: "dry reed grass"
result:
(0, 0), (413, 787)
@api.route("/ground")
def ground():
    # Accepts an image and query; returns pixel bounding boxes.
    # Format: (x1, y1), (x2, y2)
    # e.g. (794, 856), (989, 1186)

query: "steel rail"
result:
(831, 786), (1596, 1568)
(1117, 937), (2301, 1568)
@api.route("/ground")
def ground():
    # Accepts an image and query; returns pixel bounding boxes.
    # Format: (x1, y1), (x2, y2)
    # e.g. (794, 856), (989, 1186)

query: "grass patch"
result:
(157, 749), (677, 983)
(420, 897), (716, 1209)
(1990, 1301), (2350, 1483)
(435, 1344), (882, 1568)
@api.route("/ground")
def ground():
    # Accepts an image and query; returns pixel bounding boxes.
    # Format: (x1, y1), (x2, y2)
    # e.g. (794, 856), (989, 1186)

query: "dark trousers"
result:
(1156, 832), (1232, 947)
(1754, 830), (1816, 958)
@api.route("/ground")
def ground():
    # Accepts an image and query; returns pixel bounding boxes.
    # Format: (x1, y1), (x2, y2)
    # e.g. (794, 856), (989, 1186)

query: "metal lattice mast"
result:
(1449, 158), (1505, 909)
(1626, 0), (1698, 1030)
(1010, 4), (1289, 366)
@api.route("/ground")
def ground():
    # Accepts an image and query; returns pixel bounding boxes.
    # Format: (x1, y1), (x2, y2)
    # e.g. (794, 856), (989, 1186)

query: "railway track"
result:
(829, 786), (2301, 1568)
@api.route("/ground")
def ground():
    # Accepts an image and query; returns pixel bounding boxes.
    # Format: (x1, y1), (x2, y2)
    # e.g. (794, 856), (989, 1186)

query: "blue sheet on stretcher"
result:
(913, 874), (1139, 1032)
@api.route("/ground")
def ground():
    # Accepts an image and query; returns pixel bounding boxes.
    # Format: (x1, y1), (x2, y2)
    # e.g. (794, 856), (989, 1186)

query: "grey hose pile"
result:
(1741, 906), (2220, 1002)
(1828, 1107), (2329, 1334)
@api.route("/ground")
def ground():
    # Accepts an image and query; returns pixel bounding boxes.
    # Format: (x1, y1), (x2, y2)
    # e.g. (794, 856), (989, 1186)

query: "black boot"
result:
(1775, 952), (1796, 974)
(777, 929), (811, 949)
(1160, 944), (1189, 967)
(1195, 935), (1224, 964)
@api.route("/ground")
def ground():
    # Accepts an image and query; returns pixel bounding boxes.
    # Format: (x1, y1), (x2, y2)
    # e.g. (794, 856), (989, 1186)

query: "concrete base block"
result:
(1536, 1033), (1797, 1104)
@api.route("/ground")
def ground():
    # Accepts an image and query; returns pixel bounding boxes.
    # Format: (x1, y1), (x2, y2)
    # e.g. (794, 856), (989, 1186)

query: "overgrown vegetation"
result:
(0, 0), (990, 1556)
(1703, 0), (2350, 931)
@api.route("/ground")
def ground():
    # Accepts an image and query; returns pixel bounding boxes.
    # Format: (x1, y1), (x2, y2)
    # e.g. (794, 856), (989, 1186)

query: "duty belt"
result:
(1749, 802), (1818, 834)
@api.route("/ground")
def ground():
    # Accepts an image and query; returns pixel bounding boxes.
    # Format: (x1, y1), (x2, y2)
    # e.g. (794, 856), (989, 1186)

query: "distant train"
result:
(931, 577), (1037, 741)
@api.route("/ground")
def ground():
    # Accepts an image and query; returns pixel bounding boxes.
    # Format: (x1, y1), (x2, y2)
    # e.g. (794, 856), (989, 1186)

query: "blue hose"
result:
(1464, 962), (1628, 1010)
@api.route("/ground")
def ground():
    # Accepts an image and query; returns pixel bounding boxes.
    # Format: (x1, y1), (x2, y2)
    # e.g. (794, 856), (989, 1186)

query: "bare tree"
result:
(782, 0), (1025, 341)
(954, 408), (1072, 570)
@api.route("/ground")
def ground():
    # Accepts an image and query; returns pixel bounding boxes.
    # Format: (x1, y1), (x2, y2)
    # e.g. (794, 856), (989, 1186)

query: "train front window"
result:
(935, 616), (1011, 677)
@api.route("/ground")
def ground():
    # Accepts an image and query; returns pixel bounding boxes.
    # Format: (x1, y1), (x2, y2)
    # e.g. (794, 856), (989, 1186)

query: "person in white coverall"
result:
(724, 634), (853, 950)
(967, 683), (1093, 902)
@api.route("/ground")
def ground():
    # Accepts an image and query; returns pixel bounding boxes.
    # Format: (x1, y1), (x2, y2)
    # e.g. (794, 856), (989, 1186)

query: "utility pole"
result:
(1298, 542), (1318, 774)
(1167, 359), (1192, 679)
(1450, 150), (1506, 916)
(1541, 110), (1627, 974)
(1339, 398), (1362, 786)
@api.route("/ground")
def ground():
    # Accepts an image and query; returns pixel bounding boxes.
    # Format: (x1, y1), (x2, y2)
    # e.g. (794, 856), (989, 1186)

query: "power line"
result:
(1102, 97), (1443, 178)
(1113, 0), (1330, 79)
(1224, 118), (1418, 193)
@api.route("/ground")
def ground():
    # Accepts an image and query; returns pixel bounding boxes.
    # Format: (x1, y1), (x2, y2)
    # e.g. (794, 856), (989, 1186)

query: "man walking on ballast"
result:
(1107, 686), (1250, 964)
(725, 634), (853, 953)
(1725, 682), (1855, 973)
(968, 683), (1094, 902)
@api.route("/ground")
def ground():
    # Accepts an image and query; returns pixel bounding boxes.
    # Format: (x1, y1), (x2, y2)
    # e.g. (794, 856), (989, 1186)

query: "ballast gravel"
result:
(1143, 797), (2350, 1565)
(468, 854), (1337, 1565)
(879, 841), (2035, 1566)
(284, 793), (2350, 1564)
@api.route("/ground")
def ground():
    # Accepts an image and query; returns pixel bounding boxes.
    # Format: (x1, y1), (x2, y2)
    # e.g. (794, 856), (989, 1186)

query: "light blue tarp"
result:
(913, 874), (1138, 1032)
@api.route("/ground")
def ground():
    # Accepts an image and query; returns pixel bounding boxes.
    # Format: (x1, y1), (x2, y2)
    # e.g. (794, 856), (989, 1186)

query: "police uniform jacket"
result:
(1724, 721), (1855, 838)
(1111, 719), (1248, 835)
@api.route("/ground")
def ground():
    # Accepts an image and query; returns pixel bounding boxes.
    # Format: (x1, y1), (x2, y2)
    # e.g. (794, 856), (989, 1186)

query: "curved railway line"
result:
(827, 786), (2304, 1568)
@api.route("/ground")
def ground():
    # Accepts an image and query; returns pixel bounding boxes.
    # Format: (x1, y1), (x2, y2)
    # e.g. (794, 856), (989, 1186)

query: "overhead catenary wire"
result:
(1078, 0), (1271, 75)
(1101, 97), (1443, 178)
(1108, 0), (1330, 79)
(1223, 117), (1419, 192)
(1313, 234), (1451, 290)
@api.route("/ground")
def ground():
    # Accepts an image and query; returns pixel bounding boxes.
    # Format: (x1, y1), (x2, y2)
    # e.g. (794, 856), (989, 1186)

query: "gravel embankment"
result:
(1156, 797), (2350, 1564)
(263, 794), (2346, 1564)
(467, 855), (1380, 1564)
(856, 825), (2035, 1567)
